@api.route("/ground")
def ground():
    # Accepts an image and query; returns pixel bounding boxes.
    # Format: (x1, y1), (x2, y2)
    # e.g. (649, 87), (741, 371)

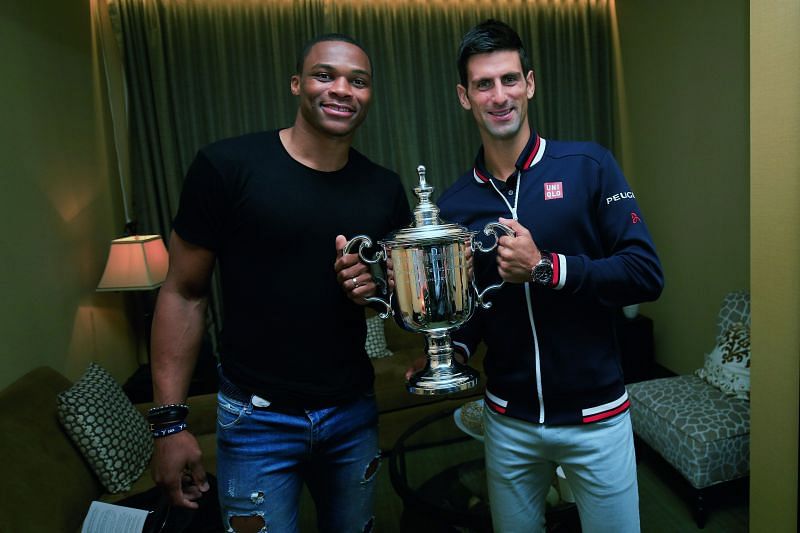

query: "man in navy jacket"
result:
(439, 20), (663, 532)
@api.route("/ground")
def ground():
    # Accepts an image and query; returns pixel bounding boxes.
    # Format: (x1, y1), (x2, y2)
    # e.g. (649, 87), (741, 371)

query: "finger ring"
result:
(352, 277), (360, 288)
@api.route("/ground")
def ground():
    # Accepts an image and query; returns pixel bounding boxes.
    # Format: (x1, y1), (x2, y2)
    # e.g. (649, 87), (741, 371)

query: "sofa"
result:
(0, 312), (484, 532)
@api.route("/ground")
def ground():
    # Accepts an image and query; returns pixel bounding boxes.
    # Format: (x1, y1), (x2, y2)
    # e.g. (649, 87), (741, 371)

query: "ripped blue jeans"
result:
(216, 386), (380, 533)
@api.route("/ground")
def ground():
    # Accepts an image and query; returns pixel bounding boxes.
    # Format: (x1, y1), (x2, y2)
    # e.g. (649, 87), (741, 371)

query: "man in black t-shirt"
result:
(148, 33), (410, 533)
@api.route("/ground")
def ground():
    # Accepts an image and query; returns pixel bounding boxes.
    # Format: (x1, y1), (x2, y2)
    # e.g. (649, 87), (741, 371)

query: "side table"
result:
(615, 313), (655, 383)
(389, 407), (490, 531)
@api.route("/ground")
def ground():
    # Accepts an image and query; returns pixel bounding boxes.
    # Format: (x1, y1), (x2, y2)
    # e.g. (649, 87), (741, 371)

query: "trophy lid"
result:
(382, 165), (473, 246)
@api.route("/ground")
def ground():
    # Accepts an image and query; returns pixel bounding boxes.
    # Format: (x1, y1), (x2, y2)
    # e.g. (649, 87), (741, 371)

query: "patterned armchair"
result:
(627, 291), (750, 528)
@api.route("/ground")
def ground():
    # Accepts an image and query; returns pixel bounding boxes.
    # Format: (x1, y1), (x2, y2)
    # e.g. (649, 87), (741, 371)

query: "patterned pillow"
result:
(57, 363), (153, 493)
(365, 315), (393, 358)
(695, 322), (750, 400)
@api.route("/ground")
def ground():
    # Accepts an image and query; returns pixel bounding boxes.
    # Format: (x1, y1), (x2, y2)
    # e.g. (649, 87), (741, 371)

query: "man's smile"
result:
(488, 107), (515, 120)
(322, 102), (356, 116)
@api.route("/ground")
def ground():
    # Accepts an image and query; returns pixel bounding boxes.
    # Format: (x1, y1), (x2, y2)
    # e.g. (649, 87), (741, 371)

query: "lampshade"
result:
(97, 235), (169, 291)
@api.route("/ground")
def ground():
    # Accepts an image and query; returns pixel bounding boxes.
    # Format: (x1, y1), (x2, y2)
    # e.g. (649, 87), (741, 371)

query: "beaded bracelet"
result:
(151, 422), (188, 438)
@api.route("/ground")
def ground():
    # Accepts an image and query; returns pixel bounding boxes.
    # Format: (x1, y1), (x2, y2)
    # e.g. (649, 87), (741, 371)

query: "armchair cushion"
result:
(57, 363), (152, 493)
(628, 374), (750, 489)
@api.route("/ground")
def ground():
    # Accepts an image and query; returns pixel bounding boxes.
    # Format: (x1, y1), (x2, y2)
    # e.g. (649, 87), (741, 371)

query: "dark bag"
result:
(116, 473), (223, 533)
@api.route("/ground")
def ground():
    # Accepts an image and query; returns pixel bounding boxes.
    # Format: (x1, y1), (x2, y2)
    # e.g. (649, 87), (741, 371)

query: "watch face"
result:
(534, 264), (553, 284)
(533, 257), (553, 285)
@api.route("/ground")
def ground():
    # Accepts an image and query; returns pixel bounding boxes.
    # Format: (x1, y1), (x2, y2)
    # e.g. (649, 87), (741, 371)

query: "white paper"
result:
(81, 501), (149, 533)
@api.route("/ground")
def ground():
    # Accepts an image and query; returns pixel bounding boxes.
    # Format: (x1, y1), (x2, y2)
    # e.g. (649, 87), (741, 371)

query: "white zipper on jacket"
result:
(524, 285), (545, 423)
(488, 169), (522, 220)
(488, 168), (546, 423)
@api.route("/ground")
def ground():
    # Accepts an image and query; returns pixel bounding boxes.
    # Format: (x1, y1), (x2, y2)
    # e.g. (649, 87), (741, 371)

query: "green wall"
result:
(618, 1), (799, 528)
(615, 0), (750, 374)
(0, 0), (139, 389)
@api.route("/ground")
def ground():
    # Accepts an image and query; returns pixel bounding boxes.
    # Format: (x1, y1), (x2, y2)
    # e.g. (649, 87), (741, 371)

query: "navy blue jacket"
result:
(438, 131), (664, 425)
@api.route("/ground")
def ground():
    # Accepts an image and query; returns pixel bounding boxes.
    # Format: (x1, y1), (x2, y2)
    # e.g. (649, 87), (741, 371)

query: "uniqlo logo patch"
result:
(544, 181), (563, 200)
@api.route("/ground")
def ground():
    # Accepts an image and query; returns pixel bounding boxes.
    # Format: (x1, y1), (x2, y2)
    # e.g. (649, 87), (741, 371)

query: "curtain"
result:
(108, 0), (617, 344)
(324, 0), (616, 191)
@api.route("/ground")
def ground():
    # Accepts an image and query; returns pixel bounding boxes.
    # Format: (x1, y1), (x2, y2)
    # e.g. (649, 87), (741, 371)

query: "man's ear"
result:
(526, 70), (535, 100)
(290, 74), (301, 96)
(457, 84), (471, 110)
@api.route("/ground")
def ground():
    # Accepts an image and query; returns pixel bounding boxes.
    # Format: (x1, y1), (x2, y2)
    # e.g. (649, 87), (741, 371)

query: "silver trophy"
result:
(345, 165), (514, 395)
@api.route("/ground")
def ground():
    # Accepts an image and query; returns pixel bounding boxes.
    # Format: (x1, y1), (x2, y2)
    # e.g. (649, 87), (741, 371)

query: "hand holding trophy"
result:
(345, 165), (513, 395)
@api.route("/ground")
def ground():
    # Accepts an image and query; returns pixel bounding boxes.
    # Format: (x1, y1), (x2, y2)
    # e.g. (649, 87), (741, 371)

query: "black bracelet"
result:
(152, 422), (188, 439)
(147, 403), (189, 426)
(149, 418), (187, 431)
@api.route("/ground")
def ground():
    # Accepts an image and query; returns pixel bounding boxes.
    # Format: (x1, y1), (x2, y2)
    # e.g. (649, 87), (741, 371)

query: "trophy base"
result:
(406, 361), (479, 396)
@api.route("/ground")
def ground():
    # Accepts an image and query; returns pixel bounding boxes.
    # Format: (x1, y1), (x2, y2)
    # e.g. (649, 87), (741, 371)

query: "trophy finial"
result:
(412, 163), (439, 227)
(417, 165), (427, 188)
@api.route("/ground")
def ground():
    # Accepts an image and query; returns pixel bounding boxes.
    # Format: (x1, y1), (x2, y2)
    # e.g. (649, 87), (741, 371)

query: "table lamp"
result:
(96, 234), (168, 402)
(96, 235), (168, 291)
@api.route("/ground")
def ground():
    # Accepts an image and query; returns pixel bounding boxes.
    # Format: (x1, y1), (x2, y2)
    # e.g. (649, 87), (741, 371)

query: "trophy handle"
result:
(472, 222), (516, 309)
(343, 235), (393, 318)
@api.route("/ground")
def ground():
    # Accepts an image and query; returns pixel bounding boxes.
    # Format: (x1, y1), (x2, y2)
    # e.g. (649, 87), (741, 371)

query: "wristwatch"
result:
(530, 251), (554, 287)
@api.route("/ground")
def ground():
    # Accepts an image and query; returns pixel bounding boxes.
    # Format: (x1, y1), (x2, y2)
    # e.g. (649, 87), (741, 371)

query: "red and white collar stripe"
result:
(473, 134), (546, 184)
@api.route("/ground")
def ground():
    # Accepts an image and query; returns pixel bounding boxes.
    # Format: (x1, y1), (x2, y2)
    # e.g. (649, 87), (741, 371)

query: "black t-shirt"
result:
(173, 130), (411, 407)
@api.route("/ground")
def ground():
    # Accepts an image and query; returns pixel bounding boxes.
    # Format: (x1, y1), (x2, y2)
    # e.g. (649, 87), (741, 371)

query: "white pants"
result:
(483, 408), (640, 533)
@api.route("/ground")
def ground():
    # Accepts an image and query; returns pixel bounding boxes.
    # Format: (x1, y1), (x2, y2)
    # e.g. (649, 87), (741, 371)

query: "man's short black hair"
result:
(296, 33), (373, 76)
(457, 19), (531, 87)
